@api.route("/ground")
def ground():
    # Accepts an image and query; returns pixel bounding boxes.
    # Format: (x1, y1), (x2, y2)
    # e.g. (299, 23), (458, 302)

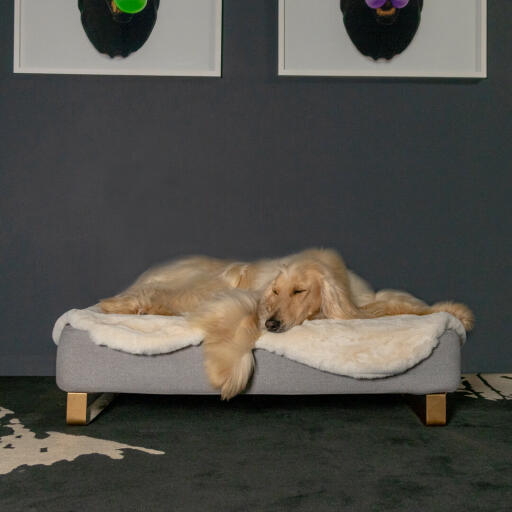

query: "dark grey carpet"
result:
(1, 378), (511, 512)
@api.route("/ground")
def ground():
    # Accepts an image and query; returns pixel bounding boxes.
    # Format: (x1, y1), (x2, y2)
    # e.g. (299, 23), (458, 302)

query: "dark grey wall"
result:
(1, 1), (511, 375)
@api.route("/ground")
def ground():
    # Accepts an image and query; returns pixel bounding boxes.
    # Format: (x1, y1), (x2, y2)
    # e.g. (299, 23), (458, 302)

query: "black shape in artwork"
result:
(340, 0), (423, 60)
(78, 0), (160, 58)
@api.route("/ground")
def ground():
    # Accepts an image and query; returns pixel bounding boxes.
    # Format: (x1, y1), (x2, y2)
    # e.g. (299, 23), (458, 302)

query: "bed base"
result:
(66, 392), (117, 425)
(65, 392), (447, 426)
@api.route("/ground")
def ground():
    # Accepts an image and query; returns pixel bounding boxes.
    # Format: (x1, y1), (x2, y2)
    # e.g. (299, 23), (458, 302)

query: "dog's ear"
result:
(318, 264), (365, 320)
(258, 273), (278, 319)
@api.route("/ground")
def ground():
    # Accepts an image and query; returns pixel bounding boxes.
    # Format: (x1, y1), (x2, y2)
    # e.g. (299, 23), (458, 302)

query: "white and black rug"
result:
(1, 376), (511, 512)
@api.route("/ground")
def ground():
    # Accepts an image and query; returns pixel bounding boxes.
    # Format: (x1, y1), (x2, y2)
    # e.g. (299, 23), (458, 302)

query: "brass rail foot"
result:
(406, 393), (447, 426)
(66, 392), (117, 425)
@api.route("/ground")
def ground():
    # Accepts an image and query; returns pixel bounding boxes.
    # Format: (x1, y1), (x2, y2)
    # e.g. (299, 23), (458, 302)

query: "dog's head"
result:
(259, 259), (357, 333)
(340, 0), (423, 60)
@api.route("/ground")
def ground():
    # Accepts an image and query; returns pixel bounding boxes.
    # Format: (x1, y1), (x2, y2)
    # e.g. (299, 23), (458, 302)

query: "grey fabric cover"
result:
(56, 326), (461, 395)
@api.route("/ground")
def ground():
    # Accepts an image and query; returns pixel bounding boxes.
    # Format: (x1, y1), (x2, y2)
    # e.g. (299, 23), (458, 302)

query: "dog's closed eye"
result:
(293, 289), (306, 295)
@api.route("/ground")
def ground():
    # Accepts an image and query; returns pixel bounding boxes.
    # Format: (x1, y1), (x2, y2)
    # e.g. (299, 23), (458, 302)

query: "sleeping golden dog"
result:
(100, 248), (473, 399)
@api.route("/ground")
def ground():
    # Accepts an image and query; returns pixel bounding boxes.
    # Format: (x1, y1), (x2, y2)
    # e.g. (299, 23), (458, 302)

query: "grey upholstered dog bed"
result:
(56, 324), (461, 426)
(57, 326), (461, 395)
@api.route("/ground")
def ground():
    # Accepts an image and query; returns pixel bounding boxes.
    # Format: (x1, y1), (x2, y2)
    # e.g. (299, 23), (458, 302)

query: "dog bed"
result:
(53, 307), (465, 425)
(53, 306), (465, 379)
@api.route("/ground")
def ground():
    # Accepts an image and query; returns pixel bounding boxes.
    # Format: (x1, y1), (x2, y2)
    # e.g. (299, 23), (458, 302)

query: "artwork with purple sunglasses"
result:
(366, 0), (410, 9)
(340, 0), (423, 60)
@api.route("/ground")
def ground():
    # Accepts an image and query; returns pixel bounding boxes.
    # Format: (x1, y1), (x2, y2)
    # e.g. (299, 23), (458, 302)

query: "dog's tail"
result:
(188, 290), (260, 400)
(361, 299), (475, 332)
(430, 301), (475, 331)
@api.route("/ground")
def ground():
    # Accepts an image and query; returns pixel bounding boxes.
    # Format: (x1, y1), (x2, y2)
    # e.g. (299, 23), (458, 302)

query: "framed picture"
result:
(14, 0), (222, 76)
(278, 0), (486, 78)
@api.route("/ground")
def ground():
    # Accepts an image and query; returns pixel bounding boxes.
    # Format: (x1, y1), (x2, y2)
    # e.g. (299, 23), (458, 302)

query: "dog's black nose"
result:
(265, 318), (281, 332)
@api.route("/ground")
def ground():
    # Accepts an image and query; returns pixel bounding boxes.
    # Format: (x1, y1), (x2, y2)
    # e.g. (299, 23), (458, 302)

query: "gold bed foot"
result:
(66, 392), (117, 425)
(425, 393), (447, 425)
(405, 393), (447, 426)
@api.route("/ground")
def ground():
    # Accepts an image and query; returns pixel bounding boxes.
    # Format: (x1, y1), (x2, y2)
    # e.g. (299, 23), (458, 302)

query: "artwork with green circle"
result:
(79, 0), (159, 58)
(114, 0), (148, 14)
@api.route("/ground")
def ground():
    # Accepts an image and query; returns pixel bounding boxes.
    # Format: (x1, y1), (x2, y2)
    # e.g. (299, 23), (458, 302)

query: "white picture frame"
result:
(278, 0), (486, 78)
(13, 0), (222, 76)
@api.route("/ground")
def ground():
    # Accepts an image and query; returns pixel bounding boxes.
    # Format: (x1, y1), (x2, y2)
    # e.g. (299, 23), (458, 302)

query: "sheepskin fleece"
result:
(52, 306), (465, 379)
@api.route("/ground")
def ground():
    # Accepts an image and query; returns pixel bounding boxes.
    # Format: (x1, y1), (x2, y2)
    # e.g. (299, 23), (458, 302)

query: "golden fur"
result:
(100, 248), (474, 399)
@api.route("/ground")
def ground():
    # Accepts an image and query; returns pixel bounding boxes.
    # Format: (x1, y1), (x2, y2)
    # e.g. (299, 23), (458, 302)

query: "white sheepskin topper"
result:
(53, 306), (465, 379)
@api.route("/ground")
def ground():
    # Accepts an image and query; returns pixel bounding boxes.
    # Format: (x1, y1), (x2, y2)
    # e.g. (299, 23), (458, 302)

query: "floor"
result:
(1, 376), (511, 512)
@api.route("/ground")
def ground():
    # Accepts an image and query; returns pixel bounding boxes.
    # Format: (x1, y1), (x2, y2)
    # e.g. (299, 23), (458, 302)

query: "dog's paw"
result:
(204, 351), (254, 401)
(220, 352), (254, 401)
(220, 377), (245, 401)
